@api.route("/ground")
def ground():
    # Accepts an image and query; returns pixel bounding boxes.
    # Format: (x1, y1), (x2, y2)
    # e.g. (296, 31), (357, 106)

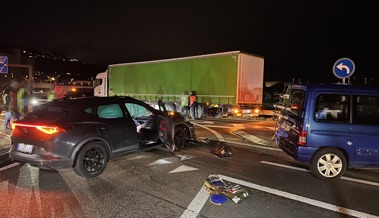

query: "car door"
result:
(96, 103), (139, 153)
(157, 100), (175, 152)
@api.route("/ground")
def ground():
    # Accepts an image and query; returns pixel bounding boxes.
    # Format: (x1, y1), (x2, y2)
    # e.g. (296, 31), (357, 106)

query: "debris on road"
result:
(204, 175), (249, 204)
(211, 144), (233, 157)
(209, 194), (228, 205)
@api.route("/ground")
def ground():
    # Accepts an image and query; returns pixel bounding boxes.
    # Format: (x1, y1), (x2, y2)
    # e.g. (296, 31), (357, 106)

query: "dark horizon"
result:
(1, 1), (378, 85)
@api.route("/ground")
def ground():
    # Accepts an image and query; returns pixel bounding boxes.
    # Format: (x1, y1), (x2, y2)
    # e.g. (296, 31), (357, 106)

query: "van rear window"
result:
(282, 88), (305, 116)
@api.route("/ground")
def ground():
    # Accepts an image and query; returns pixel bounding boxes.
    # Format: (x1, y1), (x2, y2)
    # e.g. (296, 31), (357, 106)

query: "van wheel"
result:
(74, 142), (108, 178)
(174, 126), (187, 151)
(310, 148), (346, 181)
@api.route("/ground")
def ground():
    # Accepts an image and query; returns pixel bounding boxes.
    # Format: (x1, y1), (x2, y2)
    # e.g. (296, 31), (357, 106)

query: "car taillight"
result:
(298, 131), (307, 146)
(160, 121), (166, 131)
(12, 123), (62, 135)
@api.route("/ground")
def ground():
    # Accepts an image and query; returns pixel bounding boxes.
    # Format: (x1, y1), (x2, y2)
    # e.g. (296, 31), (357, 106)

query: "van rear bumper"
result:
(276, 139), (317, 163)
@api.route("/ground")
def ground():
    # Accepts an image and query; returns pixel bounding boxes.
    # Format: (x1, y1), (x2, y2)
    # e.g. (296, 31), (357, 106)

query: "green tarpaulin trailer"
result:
(94, 51), (264, 117)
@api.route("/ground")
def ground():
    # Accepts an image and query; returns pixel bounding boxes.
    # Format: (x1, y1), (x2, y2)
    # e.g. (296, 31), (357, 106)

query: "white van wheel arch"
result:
(310, 148), (347, 180)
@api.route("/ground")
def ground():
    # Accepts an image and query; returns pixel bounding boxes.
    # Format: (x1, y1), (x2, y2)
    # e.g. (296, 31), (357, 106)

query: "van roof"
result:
(288, 83), (379, 93)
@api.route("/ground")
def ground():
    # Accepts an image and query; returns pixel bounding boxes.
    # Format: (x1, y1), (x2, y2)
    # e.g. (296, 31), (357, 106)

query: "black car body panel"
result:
(9, 96), (196, 177)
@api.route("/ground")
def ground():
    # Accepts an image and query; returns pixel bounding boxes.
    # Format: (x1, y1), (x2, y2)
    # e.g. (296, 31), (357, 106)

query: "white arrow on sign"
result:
(337, 63), (350, 74)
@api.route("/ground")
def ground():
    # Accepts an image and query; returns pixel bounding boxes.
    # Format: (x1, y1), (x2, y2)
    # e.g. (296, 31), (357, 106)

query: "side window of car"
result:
(125, 103), (149, 118)
(84, 107), (93, 115)
(97, 104), (124, 119)
(353, 95), (379, 125)
(315, 94), (350, 123)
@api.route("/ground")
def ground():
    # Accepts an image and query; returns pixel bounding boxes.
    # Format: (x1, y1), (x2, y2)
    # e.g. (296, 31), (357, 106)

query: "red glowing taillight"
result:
(12, 123), (61, 135)
(298, 131), (307, 146)
(160, 121), (166, 131)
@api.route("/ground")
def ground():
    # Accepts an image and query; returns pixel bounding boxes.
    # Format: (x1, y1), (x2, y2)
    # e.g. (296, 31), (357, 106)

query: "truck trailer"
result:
(94, 51), (264, 118)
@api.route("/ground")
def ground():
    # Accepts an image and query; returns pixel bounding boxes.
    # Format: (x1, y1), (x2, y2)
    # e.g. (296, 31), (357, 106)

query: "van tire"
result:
(310, 148), (347, 181)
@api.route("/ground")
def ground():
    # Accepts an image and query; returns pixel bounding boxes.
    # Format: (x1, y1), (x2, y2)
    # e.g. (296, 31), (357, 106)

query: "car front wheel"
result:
(174, 125), (187, 151)
(309, 148), (347, 181)
(74, 142), (108, 178)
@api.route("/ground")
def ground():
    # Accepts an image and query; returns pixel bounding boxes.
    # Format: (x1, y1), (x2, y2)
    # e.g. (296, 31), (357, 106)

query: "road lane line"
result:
(261, 161), (308, 172)
(0, 162), (20, 172)
(219, 174), (379, 218)
(179, 184), (209, 218)
(9, 165), (41, 218)
(261, 161), (379, 187)
(341, 177), (379, 187)
(182, 174), (379, 218)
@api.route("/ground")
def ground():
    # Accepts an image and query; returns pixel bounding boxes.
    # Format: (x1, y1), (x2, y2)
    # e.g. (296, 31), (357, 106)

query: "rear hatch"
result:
(11, 107), (66, 153)
(275, 85), (307, 156)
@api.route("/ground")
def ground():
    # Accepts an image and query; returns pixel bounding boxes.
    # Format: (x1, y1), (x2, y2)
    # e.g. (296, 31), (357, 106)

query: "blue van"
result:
(275, 83), (379, 180)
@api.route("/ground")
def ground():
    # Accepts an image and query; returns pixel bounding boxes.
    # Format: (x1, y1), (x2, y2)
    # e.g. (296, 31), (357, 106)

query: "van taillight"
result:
(298, 131), (307, 146)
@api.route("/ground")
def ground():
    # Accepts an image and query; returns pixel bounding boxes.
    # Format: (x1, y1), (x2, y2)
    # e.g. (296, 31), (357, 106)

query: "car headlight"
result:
(31, 98), (38, 105)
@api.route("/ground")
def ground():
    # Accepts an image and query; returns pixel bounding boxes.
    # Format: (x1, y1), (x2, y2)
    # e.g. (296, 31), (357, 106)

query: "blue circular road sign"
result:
(333, 58), (355, 79)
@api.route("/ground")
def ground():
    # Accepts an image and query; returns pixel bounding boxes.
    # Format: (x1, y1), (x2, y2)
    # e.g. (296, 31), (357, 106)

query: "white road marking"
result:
(148, 159), (173, 166)
(232, 124), (244, 127)
(0, 162), (20, 172)
(233, 130), (271, 146)
(203, 125), (245, 129)
(59, 169), (102, 218)
(192, 123), (225, 142)
(179, 184), (209, 218)
(9, 165), (41, 218)
(169, 165), (198, 173)
(341, 177), (379, 187)
(261, 161), (308, 172)
(219, 175), (379, 218)
(181, 174), (379, 218)
(176, 155), (196, 161)
(261, 160), (379, 187)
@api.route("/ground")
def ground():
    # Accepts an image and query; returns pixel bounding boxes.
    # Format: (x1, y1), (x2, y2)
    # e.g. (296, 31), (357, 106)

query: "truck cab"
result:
(94, 71), (107, 97)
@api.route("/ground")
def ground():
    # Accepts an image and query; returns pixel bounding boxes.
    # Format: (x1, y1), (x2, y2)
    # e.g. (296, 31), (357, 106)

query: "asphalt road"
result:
(1, 115), (379, 217)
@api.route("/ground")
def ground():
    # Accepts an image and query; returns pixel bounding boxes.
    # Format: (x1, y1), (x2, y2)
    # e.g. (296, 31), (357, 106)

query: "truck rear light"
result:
(12, 123), (62, 135)
(298, 131), (307, 146)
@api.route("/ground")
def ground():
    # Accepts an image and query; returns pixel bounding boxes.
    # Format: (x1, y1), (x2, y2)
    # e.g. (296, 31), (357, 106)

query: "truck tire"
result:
(309, 148), (347, 181)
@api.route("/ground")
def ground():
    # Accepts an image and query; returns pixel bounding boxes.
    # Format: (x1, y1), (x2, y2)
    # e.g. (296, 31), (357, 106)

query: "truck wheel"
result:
(74, 142), (108, 178)
(309, 148), (346, 181)
(174, 126), (187, 151)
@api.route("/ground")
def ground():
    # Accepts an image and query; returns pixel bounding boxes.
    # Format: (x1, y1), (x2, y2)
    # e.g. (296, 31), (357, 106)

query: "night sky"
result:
(1, 1), (378, 83)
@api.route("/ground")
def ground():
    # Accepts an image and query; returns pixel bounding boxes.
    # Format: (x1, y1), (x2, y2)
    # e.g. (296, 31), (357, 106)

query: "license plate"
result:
(17, 143), (33, 153)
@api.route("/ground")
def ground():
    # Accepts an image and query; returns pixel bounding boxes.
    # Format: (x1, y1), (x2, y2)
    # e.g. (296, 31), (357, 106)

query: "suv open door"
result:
(157, 100), (176, 152)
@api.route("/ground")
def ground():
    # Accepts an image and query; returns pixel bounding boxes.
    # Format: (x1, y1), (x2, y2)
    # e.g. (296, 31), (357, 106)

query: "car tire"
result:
(73, 142), (108, 178)
(174, 125), (187, 151)
(309, 148), (347, 181)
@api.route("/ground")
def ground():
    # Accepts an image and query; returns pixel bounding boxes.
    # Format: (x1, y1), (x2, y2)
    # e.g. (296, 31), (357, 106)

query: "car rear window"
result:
(25, 107), (66, 121)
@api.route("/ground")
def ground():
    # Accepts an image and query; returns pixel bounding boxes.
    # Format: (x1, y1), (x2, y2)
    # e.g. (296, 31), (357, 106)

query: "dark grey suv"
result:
(9, 96), (196, 178)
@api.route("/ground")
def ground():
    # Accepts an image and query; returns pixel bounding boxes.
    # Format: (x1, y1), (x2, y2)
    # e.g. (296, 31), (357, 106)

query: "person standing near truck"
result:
(3, 90), (11, 131)
(189, 91), (197, 120)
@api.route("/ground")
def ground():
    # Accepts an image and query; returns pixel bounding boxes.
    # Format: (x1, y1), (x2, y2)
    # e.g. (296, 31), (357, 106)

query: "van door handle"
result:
(346, 140), (353, 146)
